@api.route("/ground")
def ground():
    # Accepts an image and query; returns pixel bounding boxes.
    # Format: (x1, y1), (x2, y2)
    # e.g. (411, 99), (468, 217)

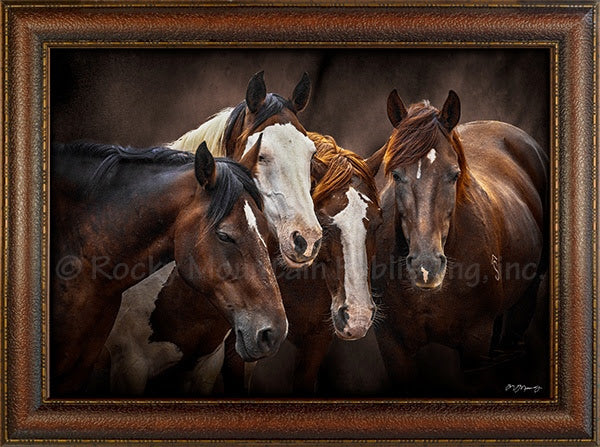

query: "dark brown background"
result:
(50, 47), (550, 396)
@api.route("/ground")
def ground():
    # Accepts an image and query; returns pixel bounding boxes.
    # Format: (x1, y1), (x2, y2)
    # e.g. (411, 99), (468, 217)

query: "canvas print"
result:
(50, 48), (550, 398)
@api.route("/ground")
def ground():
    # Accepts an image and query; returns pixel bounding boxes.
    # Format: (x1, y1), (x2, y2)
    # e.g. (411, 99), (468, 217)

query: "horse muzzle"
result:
(407, 252), (447, 290)
(234, 319), (288, 361)
(332, 304), (375, 341)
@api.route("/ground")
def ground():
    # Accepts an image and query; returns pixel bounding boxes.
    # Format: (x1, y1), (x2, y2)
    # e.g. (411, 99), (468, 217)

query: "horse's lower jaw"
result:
(235, 338), (267, 363)
(413, 281), (443, 292)
(281, 252), (314, 269)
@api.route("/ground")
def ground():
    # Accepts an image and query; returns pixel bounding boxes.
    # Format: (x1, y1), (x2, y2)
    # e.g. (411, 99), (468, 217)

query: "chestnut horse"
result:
(51, 140), (286, 396)
(372, 90), (547, 394)
(169, 71), (322, 266)
(223, 132), (384, 394)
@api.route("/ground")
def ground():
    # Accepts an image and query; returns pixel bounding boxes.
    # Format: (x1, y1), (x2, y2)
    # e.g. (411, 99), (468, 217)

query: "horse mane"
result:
(383, 101), (472, 202)
(53, 141), (262, 228)
(225, 93), (298, 150)
(166, 108), (232, 157)
(207, 158), (263, 229)
(308, 132), (379, 207)
(167, 93), (298, 157)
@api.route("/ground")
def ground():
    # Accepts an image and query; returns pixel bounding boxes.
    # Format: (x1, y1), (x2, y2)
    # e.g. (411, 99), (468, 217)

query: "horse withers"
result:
(372, 90), (547, 394)
(51, 140), (286, 396)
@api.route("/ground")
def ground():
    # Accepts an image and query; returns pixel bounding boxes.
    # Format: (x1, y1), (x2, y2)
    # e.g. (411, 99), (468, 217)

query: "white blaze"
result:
(427, 148), (437, 164)
(244, 200), (266, 247)
(416, 159), (422, 179)
(332, 187), (370, 307)
(421, 266), (429, 283)
(243, 123), (319, 239)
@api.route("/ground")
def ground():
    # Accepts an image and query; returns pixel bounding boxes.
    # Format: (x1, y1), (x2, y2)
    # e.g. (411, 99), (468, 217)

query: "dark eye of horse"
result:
(258, 155), (266, 163)
(392, 171), (406, 183)
(450, 171), (460, 183)
(216, 230), (235, 244)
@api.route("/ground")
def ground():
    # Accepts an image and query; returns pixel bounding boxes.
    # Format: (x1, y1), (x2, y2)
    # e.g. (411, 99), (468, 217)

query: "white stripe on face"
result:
(243, 200), (266, 248)
(427, 148), (437, 164)
(416, 159), (422, 179)
(332, 187), (370, 307)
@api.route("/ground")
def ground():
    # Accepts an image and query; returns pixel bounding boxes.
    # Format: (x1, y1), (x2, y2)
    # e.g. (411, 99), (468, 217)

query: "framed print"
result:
(2, 1), (597, 445)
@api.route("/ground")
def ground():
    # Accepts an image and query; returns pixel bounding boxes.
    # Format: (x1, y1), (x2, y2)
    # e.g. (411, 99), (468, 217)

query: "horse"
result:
(169, 71), (322, 267)
(222, 132), (385, 394)
(104, 72), (321, 395)
(106, 132), (383, 396)
(371, 90), (547, 394)
(50, 139), (287, 396)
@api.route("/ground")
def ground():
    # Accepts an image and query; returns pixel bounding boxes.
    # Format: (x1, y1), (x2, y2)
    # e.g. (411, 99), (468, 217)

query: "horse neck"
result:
(99, 165), (198, 286)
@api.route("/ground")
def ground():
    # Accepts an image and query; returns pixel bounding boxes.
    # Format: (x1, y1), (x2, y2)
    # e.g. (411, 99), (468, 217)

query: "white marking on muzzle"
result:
(421, 266), (429, 283)
(243, 200), (266, 247)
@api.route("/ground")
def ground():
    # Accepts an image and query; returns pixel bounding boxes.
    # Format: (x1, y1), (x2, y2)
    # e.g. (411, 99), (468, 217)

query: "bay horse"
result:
(372, 90), (547, 394)
(106, 132), (383, 396)
(51, 139), (286, 396)
(169, 71), (322, 267)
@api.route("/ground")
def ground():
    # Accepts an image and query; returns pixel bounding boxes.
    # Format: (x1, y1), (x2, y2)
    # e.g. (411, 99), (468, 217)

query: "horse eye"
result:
(392, 171), (406, 183)
(216, 230), (235, 244)
(451, 171), (460, 183)
(258, 155), (267, 163)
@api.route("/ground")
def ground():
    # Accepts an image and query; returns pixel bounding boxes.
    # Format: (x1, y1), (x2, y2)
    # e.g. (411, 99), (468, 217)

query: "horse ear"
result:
(311, 157), (329, 185)
(365, 145), (386, 176)
(194, 141), (217, 189)
(439, 90), (461, 132)
(387, 89), (408, 128)
(240, 133), (262, 173)
(246, 71), (267, 113)
(291, 72), (311, 113)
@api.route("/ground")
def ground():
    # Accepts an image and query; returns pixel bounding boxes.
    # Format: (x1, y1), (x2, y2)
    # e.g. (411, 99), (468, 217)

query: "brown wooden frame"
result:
(1, 1), (597, 445)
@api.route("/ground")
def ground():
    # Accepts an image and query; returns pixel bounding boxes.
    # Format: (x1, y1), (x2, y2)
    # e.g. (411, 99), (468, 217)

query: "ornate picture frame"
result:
(2, 1), (597, 444)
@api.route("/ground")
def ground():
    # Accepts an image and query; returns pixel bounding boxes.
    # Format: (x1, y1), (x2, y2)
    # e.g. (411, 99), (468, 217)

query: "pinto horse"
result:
(106, 132), (382, 396)
(51, 140), (286, 396)
(169, 71), (322, 266)
(222, 132), (384, 394)
(372, 90), (547, 394)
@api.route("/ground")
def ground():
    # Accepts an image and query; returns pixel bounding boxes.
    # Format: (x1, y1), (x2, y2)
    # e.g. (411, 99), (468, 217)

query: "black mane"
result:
(224, 93), (296, 144)
(52, 141), (262, 228)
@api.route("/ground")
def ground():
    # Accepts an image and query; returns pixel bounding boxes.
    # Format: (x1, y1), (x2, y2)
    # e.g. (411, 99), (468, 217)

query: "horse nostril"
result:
(292, 231), (308, 255)
(406, 255), (415, 268)
(257, 327), (275, 351)
(439, 255), (447, 267)
(337, 305), (350, 326)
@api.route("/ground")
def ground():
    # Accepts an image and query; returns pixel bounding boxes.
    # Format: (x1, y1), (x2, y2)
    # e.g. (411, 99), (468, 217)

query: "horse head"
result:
(384, 90), (470, 290)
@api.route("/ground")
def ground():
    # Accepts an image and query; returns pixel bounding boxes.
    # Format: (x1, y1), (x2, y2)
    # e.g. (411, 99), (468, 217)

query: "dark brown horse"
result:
(170, 71), (322, 267)
(110, 132), (383, 396)
(372, 90), (547, 394)
(51, 140), (286, 396)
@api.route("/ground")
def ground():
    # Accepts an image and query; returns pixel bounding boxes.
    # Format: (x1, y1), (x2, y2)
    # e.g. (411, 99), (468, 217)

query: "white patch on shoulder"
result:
(332, 187), (370, 307)
(416, 159), (422, 179)
(244, 200), (266, 247)
(420, 266), (429, 283)
(427, 148), (437, 164)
